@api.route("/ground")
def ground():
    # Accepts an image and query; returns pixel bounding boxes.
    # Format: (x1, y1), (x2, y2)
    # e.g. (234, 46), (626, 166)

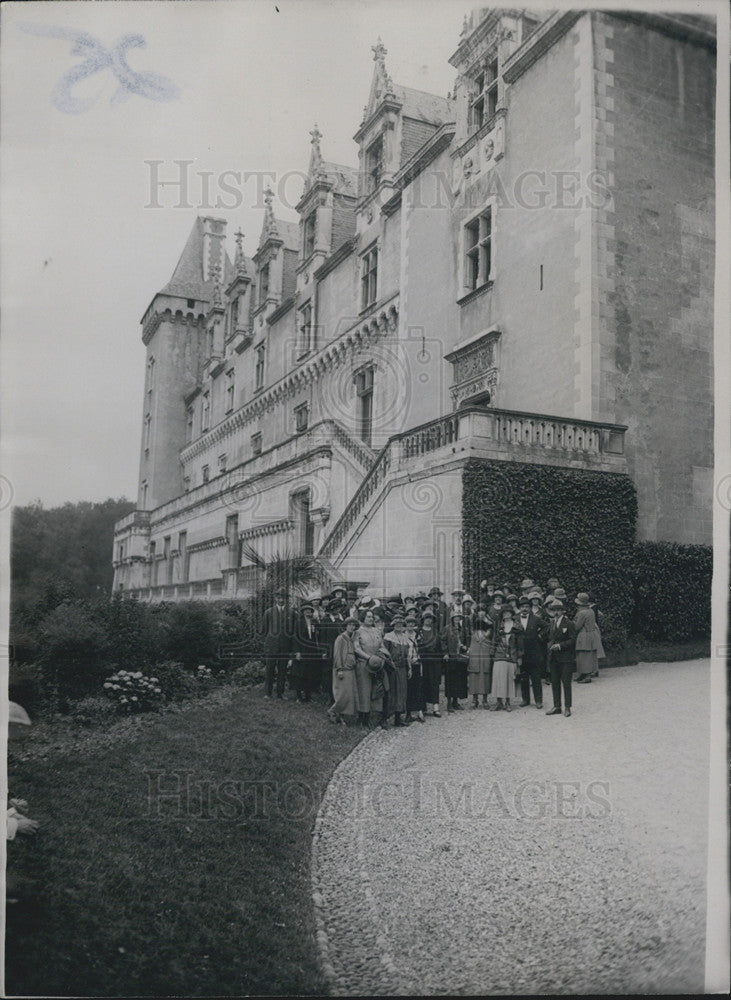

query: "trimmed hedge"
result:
(462, 460), (637, 628)
(631, 541), (712, 642)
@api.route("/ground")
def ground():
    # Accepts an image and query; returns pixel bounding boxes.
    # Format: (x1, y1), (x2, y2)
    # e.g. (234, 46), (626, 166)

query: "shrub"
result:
(631, 541), (712, 642)
(462, 460), (637, 629)
(99, 594), (165, 672)
(103, 669), (164, 713)
(154, 602), (217, 668)
(69, 695), (118, 727)
(9, 661), (46, 715)
(231, 660), (266, 686)
(195, 664), (216, 693)
(151, 661), (199, 701)
(37, 600), (109, 707)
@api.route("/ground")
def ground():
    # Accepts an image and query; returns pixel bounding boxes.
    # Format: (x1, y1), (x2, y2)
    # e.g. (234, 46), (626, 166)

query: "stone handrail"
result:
(318, 405), (627, 561)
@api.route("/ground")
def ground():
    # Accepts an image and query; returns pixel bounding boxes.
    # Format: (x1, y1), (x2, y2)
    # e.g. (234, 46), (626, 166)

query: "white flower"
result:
(103, 682), (112, 689)
(131, 696), (138, 701)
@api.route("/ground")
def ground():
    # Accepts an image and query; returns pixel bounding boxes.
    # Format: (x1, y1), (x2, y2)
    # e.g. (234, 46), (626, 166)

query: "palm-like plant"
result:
(241, 543), (322, 608)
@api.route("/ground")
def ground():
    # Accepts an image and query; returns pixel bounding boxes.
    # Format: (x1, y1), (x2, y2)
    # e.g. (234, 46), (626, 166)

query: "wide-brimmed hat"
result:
(551, 600), (565, 612)
(520, 578), (534, 590)
(491, 589), (505, 600)
(421, 609), (436, 620)
(575, 592), (591, 606)
(505, 593), (518, 604)
(500, 606), (514, 617)
(359, 596), (376, 609)
(390, 615), (405, 625)
(552, 588), (567, 600)
(300, 604), (314, 613)
(367, 653), (385, 673)
(450, 610), (464, 620)
(462, 594), (474, 605)
(428, 587), (443, 596)
(518, 595), (531, 607)
(451, 588), (464, 597)
(331, 586), (347, 598)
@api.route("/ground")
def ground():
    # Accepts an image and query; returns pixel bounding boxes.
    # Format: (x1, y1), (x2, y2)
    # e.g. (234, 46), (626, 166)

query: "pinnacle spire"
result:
(310, 123), (326, 179)
(262, 186), (280, 243)
(234, 228), (248, 278)
(210, 260), (223, 307)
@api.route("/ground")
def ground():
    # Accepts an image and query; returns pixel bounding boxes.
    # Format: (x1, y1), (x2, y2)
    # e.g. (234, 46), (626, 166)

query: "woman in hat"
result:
(442, 610), (468, 712)
(404, 611), (426, 723)
(328, 617), (360, 725)
(489, 606), (522, 711)
(573, 592), (605, 682)
(382, 615), (416, 727)
(417, 609), (443, 717)
(467, 611), (493, 709)
(353, 609), (387, 728)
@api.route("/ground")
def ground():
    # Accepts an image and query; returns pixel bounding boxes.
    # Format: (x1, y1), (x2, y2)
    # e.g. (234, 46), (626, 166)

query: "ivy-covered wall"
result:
(631, 541), (712, 642)
(462, 460), (638, 628)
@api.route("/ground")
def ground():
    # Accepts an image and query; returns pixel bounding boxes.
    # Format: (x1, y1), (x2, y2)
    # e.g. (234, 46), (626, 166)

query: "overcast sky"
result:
(1, 0), (468, 508)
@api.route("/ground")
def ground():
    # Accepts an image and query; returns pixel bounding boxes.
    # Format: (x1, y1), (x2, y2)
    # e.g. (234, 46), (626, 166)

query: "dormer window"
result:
(365, 136), (383, 194)
(258, 263), (270, 304)
(229, 296), (239, 337)
(469, 55), (499, 132)
(303, 213), (316, 258)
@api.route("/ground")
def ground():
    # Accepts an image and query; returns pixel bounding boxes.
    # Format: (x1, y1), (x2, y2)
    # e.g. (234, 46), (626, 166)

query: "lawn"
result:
(6, 686), (365, 996)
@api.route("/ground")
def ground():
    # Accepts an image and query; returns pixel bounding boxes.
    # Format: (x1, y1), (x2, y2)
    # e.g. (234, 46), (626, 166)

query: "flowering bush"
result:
(231, 660), (266, 686)
(196, 664), (216, 693)
(103, 669), (163, 713)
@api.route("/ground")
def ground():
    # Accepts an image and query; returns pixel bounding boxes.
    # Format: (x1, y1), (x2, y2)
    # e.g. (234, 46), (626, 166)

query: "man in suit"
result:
(515, 595), (548, 708)
(292, 603), (325, 702)
(545, 600), (577, 717)
(262, 589), (295, 699)
(427, 587), (448, 629)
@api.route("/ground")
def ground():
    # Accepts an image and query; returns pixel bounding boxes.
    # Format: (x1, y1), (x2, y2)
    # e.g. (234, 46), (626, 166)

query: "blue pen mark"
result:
(20, 23), (179, 114)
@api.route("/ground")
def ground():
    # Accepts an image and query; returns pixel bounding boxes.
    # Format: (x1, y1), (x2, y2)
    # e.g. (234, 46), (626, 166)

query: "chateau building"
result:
(113, 7), (715, 600)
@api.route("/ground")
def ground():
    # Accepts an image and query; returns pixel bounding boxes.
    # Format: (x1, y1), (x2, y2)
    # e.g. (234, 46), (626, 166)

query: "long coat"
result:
(573, 607), (605, 656)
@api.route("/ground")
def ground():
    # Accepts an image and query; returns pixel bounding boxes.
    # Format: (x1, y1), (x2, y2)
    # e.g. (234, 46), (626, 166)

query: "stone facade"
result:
(113, 8), (715, 599)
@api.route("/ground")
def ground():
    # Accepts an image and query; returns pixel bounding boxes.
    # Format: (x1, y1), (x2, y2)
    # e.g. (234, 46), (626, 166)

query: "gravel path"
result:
(312, 660), (710, 995)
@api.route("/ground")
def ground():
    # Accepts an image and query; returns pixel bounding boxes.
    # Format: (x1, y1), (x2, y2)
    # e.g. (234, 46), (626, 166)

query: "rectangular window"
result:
(149, 540), (156, 586)
(202, 464), (210, 484)
(187, 298), (195, 309)
(186, 406), (194, 443)
(225, 369), (235, 413)
(164, 535), (173, 585)
(355, 366), (374, 446)
(365, 136), (383, 194)
(294, 402), (309, 434)
(255, 343), (266, 391)
(360, 245), (378, 311)
(144, 413), (151, 451)
(141, 480), (148, 509)
(469, 56), (499, 131)
(298, 301), (313, 357)
(303, 213), (316, 258)
(179, 530), (188, 583)
(291, 489), (314, 556)
(463, 207), (493, 292)
(218, 453), (227, 473)
(252, 432), (262, 456)
(259, 263), (270, 304)
(202, 392), (210, 431)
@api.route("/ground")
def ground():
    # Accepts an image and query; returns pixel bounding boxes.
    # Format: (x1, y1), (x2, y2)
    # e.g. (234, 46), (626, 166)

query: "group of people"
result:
(261, 577), (605, 726)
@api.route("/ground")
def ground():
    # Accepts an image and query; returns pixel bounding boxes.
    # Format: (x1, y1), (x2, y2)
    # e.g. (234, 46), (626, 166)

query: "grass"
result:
(6, 684), (365, 996)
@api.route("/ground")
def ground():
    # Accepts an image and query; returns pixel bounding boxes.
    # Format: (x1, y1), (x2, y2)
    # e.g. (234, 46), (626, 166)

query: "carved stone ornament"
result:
(484, 138), (494, 162)
(366, 206), (374, 224)
(463, 156), (474, 178)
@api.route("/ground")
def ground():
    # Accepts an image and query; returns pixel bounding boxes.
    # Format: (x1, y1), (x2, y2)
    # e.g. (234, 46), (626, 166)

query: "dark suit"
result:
(515, 611), (548, 705)
(317, 614), (343, 700)
(262, 604), (295, 697)
(292, 614), (323, 702)
(547, 615), (577, 710)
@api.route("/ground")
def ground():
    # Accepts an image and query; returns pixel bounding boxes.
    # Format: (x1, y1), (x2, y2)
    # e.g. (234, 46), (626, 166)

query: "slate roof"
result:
(393, 84), (453, 126)
(160, 217), (233, 301)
